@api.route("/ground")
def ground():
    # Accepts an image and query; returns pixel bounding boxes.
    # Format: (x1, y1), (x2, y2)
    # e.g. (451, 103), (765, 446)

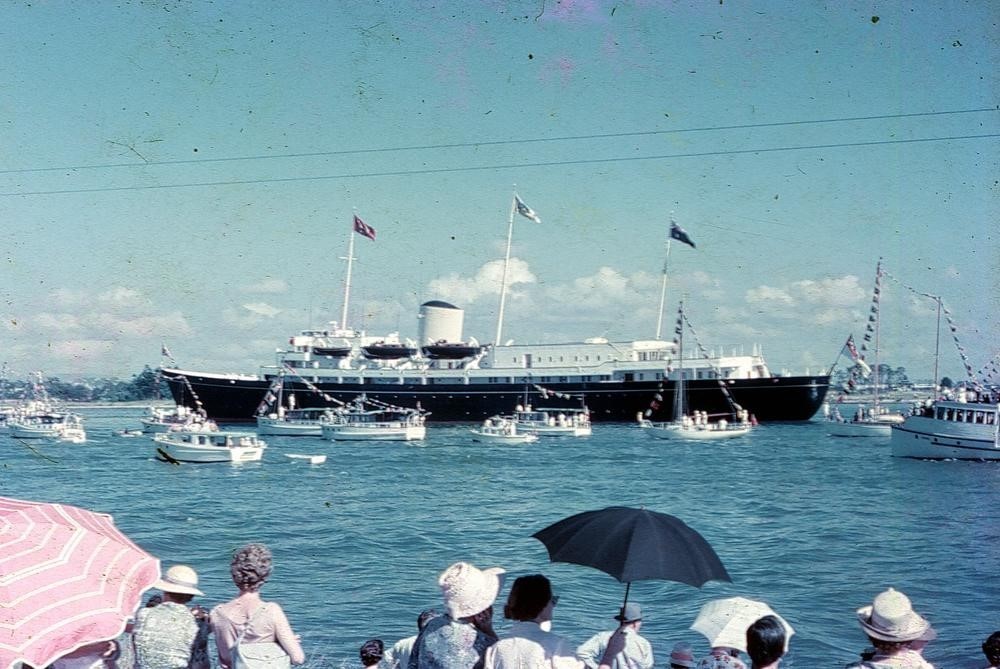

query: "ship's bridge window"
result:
(559, 376), (567, 382)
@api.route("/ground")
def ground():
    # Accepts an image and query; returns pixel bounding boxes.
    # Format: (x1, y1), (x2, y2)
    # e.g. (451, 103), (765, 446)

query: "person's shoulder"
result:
(585, 629), (613, 642)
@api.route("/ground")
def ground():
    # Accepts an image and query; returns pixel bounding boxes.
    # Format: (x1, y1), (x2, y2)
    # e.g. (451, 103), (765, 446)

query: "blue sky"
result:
(1, 1), (996, 383)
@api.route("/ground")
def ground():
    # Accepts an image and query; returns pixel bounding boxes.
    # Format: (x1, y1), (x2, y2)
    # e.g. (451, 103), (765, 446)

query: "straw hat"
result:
(438, 562), (506, 619)
(153, 564), (204, 596)
(668, 642), (696, 668)
(856, 588), (930, 642)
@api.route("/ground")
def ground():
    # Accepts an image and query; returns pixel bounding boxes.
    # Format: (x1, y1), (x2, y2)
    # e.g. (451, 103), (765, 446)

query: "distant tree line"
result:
(831, 363), (953, 392)
(0, 366), (170, 402)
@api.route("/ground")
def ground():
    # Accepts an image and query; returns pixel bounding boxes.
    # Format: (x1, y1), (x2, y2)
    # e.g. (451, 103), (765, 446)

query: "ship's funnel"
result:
(418, 300), (464, 344)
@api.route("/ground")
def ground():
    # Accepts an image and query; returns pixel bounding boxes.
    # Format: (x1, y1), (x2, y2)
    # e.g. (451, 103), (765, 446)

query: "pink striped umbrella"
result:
(0, 496), (160, 669)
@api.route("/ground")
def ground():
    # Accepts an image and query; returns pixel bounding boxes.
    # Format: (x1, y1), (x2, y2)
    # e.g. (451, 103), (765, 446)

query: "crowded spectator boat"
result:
(257, 407), (330, 436)
(8, 411), (86, 443)
(512, 403), (592, 437)
(1, 373), (85, 442)
(825, 402), (905, 438)
(141, 404), (216, 433)
(152, 429), (266, 463)
(469, 415), (539, 444)
(890, 389), (1000, 460)
(320, 395), (428, 441)
(637, 302), (755, 441)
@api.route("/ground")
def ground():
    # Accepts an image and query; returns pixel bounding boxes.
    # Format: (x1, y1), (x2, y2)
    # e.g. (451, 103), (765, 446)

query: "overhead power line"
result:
(0, 107), (995, 176)
(2, 132), (998, 198)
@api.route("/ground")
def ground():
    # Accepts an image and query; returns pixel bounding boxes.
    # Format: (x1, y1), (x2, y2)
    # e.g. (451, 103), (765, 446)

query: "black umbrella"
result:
(532, 506), (731, 613)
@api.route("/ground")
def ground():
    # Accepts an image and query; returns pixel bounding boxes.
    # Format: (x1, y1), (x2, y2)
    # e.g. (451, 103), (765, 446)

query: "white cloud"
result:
(89, 312), (191, 337)
(50, 288), (89, 308)
(790, 275), (866, 306)
(426, 258), (536, 305)
(242, 302), (282, 318)
(242, 278), (288, 294)
(48, 339), (117, 361)
(746, 285), (795, 306)
(34, 313), (84, 331)
(97, 287), (150, 308)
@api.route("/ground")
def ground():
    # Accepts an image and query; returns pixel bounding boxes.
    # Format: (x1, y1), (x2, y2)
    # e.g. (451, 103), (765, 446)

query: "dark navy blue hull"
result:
(162, 370), (829, 423)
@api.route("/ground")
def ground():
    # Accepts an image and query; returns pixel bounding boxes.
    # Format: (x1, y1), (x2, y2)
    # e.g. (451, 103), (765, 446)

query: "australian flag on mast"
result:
(670, 221), (696, 248)
(353, 214), (377, 240)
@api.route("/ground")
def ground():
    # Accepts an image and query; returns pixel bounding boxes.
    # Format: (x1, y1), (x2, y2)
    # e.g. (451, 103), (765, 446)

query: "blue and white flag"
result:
(514, 194), (541, 223)
(670, 221), (696, 248)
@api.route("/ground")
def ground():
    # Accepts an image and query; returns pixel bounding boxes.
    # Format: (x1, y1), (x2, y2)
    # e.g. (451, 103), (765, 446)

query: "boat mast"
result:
(673, 301), (686, 421)
(655, 219), (675, 340)
(340, 216), (357, 330)
(873, 258), (882, 411)
(933, 295), (942, 392)
(494, 192), (518, 346)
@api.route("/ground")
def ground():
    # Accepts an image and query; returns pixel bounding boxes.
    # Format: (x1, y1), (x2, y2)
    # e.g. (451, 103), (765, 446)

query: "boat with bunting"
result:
(141, 404), (216, 434)
(638, 301), (754, 441)
(320, 395), (428, 441)
(826, 259), (905, 438)
(470, 415), (539, 444)
(510, 387), (592, 437)
(8, 411), (87, 443)
(3, 373), (87, 443)
(254, 373), (331, 436)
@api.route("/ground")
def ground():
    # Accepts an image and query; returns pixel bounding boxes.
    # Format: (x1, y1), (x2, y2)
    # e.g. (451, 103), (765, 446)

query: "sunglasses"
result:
(550, 595), (560, 606)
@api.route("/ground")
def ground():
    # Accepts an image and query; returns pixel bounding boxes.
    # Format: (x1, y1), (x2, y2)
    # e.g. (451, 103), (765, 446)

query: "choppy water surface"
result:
(2, 407), (997, 668)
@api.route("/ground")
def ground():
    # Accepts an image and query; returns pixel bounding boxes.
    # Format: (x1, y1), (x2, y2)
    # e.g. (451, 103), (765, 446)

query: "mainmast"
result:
(494, 195), (518, 346)
(655, 218), (675, 340)
(340, 221), (358, 330)
(494, 190), (539, 345)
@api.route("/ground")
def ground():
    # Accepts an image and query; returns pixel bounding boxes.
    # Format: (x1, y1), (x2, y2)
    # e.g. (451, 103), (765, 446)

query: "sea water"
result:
(1, 407), (997, 669)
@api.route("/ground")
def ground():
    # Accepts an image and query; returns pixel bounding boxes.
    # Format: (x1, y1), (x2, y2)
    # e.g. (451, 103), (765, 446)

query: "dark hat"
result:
(615, 602), (642, 622)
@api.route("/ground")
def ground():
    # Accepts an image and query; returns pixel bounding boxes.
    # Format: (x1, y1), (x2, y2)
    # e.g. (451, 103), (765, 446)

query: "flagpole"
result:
(655, 236), (673, 340)
(872, 258), (883, 411)
(494, 192), (517, 346)
(340, 215), (357, 329)
(932, 295), (942, 391)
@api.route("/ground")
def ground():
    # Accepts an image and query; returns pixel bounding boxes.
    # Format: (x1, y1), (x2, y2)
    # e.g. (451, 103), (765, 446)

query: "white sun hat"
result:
(856, 588), (930, 643)
(438, 561), (506, 619)
(153, 564), (204, 596)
